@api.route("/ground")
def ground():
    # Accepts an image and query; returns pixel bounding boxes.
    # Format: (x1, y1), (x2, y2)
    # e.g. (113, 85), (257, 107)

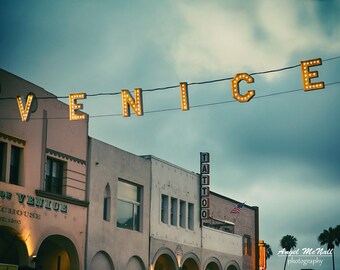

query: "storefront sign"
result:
(259, 240), (266, 270)
(200, 152), (210, 220)
(0, 190), (68, 213)
(13, 58), (325, 122)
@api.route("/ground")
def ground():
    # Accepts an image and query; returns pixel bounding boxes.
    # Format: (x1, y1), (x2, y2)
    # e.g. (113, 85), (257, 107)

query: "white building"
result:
(144, 155), (244, 270)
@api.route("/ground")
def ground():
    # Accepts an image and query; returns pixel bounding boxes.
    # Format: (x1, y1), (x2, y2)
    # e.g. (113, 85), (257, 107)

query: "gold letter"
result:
(69, 93), (87, 121)
(300, 58), (325, 91)
(180, 82), (189, 111)
(16, 94), (34, 122)
(232, 73), (255, 103)
(121, 88), (143, 117)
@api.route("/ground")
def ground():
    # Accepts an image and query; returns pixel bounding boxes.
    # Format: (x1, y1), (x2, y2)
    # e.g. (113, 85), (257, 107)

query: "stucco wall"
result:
(86, 138), (151, 270)
(147, 156), (201, 246)
(0, 69), (89, 269)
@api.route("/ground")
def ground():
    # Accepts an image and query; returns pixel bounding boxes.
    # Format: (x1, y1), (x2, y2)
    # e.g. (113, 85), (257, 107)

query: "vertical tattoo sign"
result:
(200, 152), (210, 221)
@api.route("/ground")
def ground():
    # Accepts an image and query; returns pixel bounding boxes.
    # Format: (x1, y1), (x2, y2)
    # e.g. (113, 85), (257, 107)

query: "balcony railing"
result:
(202, 225), (242, 256)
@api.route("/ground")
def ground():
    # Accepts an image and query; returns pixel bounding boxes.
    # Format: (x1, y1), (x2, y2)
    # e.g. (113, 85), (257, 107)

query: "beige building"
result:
(0, 69), (89, 269)
(86, 138), (151, 270)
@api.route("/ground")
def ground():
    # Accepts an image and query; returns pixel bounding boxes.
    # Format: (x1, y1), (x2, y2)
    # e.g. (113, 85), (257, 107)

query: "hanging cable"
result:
(1, 80), (339, 121)
(0, 55), (338, 101)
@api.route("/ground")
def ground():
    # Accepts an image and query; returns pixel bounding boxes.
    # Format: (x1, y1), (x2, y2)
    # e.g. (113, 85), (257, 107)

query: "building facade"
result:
(145, 155), (202, 270)
(0, 69), (89, 269)
(208, 192), (260, 270)
(0, 69), (259, 270)
(86, 138), (151, 270)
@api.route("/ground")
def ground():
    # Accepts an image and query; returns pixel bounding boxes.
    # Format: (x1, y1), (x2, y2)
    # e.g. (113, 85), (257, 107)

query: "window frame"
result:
(116, 179), (142, 232)
(9, 145), (21, 185)
(103, 184), (111, 221)
(0, 141), (7, 181)
(179, 200), (186, 228)
(161, 194), (169, 224)
(188, 202), (194, 230)
(0, 134), (25, 186)
(243, 234), (252, 256)
(170, 197), (178, 226)
(44, 156), (65, 195)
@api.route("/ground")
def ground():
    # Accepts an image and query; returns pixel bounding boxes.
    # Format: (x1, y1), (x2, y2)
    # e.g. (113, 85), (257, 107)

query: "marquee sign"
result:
(259, 240), (266, 270)
(14, 57), (325, 122)
(200, 152), (210, 220)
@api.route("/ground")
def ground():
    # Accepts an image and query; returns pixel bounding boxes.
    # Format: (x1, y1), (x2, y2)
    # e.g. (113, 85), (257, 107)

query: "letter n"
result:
(121, 89), (143, 117)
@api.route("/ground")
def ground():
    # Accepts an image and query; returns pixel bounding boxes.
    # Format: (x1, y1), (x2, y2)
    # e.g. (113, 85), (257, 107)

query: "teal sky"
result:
(1, 1), (340, 269)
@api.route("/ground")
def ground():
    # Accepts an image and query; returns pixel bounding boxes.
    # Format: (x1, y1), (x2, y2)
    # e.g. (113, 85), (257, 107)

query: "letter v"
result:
(16, 94), (34, 122)
(16, 193), (26, 203)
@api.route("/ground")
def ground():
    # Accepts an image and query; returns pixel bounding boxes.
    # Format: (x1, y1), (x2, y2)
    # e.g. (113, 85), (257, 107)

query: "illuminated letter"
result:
(300, 58), (325, 91)
(121, 88), (143, 117)
(180, 82), (189, 111)
(16, 94), (34, 122)
(69, 93), (87, 121)
(232, 73), (255, 103)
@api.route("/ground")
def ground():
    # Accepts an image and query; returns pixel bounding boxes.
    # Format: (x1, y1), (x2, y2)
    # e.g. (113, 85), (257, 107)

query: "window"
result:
(0, 141), (22, 185)
(179, 200), (187, 228)
(9, 146), (21, 185)
(117, 180), (142, 231)
(0, 133), (25, 185)
(188, 202), (194, 230)
(179, 200), (186, 228)
(45, 157), (64, 195)
(161, 194), (169, 224)
(103, 184), (111, 221)
(170, 197), (178, 226)
(243, 235), (252, 255)
(0, 142), (5, 181)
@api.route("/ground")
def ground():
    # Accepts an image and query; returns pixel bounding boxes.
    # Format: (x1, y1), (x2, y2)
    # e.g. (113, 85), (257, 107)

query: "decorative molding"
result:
(0, 132), (26, 146)
(35, 190), (89, 207)
(46, 148), (86, 165)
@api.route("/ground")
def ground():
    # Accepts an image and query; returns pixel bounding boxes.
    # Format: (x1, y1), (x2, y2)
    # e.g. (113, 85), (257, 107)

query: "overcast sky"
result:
(1, 1), (340, 269)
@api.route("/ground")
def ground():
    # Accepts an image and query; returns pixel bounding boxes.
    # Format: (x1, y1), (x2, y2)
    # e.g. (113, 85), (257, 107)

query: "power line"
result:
(1, 80), (339, 121)
(0, 56), (338, 101)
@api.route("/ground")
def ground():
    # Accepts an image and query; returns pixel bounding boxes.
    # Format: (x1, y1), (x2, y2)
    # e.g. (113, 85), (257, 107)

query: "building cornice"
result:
(0, 132), (26, 146)
(46, 148), (86, 165)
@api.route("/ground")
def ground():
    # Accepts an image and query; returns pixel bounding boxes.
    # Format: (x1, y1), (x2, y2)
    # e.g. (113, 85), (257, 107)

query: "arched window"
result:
(103, 184), (111, 221)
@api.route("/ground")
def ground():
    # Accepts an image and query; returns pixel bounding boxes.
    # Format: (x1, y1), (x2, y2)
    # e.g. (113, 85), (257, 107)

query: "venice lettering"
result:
(14, 58), (325, 122)
(0, 190), (67, 213)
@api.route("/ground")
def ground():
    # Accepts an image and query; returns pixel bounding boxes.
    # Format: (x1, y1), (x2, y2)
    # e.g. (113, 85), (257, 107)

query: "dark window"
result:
(9, 146), (21, 185)
(0, 142), (5, 181)
(161, 194), (169, 224)
(117, 180), (141, 231)
(188, 202), (194, 230)
(103, 184), (111, 221)
(179, 200), (186, 228)
(45, 157), (64, 195)
(170, 197), (178, 226)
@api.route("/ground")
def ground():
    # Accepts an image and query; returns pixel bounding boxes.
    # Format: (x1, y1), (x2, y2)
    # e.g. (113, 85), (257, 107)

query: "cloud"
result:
(169, 1), (340, 81)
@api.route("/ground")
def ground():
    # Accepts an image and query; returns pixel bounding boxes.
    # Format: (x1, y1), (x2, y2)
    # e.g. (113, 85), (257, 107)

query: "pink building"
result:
(0, 69), (89, 269)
